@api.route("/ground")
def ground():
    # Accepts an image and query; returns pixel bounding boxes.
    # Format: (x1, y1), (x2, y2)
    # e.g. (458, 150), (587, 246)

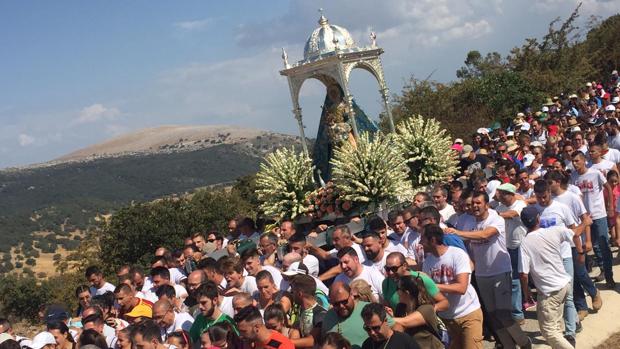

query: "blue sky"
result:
(1, 0), (618, 168)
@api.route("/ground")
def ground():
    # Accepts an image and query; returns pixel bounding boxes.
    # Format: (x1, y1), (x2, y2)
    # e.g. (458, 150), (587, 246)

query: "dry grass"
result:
(595, 332), (620, 349)
(10, 244), (70, 279)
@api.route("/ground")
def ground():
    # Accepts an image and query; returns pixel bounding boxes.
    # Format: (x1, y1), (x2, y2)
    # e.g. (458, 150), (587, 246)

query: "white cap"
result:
(612, 96), (620, 104)
(542, 106), (549, 112)
(530, 141), (543, 148)
(523, 153), (535, 167)
(282, 262), (309, 276)
(454, 138), (464, 144)
(486, 180), (501, 200)
(30, 332), (56, 349)
(571, 126), (582, 133)
(476, 127), (489, 135)
(613, 70), (618, 75)
(507, 131), (515, 137)
(606, 105), (616, 112)
(586, 82), (592, 87)
(521, 123), (531, 131)
(516, 112), (525, 117)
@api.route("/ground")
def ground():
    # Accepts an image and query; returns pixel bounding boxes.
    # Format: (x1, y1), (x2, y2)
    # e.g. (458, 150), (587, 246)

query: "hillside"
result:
(0, 125), (304, 272)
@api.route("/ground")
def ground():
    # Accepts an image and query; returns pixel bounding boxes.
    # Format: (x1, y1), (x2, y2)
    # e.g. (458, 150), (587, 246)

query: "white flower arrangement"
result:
(330, 132), (412, 208)
(256, 147), (315, 220)
(395, 115), (459, 187)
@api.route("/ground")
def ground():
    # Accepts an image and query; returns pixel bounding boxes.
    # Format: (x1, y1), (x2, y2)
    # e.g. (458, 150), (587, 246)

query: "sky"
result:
(1, 0), (619, 168)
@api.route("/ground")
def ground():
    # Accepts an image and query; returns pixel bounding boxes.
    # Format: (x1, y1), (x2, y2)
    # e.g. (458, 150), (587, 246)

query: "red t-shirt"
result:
(256, 330), (295, 349)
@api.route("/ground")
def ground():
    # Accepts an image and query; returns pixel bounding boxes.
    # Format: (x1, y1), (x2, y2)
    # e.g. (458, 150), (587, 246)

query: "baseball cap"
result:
(497, 183), (516, 194)
(451, 143), (463, 152)
(30, 332), (56, 349)
(282, 262), (309, 277)
(569, 94), (579, 99)
(612, 96), (620, 104)
(541, 106), (549, 112)
(476, 127), (489, 135)
(530, 141), (543, 148)
(586, 82), (592, 87)
(597, 84), (603, 89)
(606, 105), (616, 112)
(520, 206), (540, 228)
(454, 138), (464, 144)
(124, 303), (152, 319)
(507, 131), (515, 137)
(486, 180), (501, 200)
(461, 145), (474, 159)
(45, 304), (70, 324)
(521, 123), (531, 131)
(523, 154), (535, 167)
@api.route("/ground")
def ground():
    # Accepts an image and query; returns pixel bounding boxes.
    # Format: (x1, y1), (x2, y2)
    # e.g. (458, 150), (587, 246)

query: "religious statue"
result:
(312, 83), (378, 181)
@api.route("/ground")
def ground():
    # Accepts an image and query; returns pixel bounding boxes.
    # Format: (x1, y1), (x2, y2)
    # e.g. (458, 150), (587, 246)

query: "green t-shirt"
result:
(321, 301), (394, 349)
(382, 271), (440, 309)
(189, 312), (238, 343)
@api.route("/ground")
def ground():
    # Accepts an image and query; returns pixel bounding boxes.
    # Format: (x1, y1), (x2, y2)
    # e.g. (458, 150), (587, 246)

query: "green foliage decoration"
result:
(395, 116), (459, 187)
(256, 147), (315, 220)
(330, 132), (412, 207)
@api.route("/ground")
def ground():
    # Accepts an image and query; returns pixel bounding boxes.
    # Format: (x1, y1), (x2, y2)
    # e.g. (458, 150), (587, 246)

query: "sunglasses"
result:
(207, 239), (216, 243)
(363, 320), (385, 333)
(384, 265), (402, 274)
(330, 299), (349, 307)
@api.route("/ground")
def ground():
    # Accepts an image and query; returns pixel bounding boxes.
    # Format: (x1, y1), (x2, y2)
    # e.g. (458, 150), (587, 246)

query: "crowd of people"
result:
(1, 72), (620, 349)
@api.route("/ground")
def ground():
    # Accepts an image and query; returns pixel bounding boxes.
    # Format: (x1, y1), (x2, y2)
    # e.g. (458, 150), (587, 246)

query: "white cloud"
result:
(18, 134), (35, 146)
(75, 103), (120, 124)
(174, 18), (213, 31)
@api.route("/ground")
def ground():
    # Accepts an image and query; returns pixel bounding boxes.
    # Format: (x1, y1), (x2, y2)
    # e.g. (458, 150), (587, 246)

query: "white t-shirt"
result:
(103, 324), (118, 349)
(219, 296), (235, 318)
(329, 243), (366, 263)
(363, 251), (389, 276)
(517, 186), (535, 199)
(439, 204), (457, 223)
(496, 200), (527, 249)
(303, 254), (320, 277)
(553, 191), (587, 225)
(402, 227), (423, 263)
(169, 268), (187, 285)
(603, 148), (620, 164)
(588, 159), (616, 176)
(423, 246), (481, 319)
(334, 265), (385, 301)
(241, 276), (258, 295)
(468, 209), (512, 277)
(385, 240), (408, 256)
(609, 134), (620, 151)
(162, 312), (194, 339)
(534, 200), (577, 259)
(90, 282), (116, 296)
(519, 226), (573, 296)
(570, 168), (608, 220)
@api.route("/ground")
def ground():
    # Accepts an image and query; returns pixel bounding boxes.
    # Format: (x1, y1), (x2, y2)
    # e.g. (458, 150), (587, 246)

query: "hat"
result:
(547, 124), (559, 136)
(568, 118), (578, 126)
(586, 82), (593, 87)
(612, 96), (620, 104)
(535, 111), (542, 117)
(543, 98), (554, 106)
(521, 123), (531, 131)
(486, 180), (501, 200)
(571, 126), (582, 132)
(497, 183), (517, 194)
(454, 138), (464, 144)
(451, 143), (463, 152)
(545, 157), (558, 166)
(478, 148), (488, 155)
(0, 334), (13, 345)
(282, 261), (309, 277)
(613, 70), (618, 75)
(569, 94), (579, 99)
(506, 140), (519, 152)
(594, 118), (606, 127)
(606, 105), (616, 112)
(530, 141), (543, 148)
(45, 304), (70, 324)
(541, 106), (549, 112)
(523, 153), (535, 167)
(124, 303), (152, 319)
(476, 127), (489, 135)
(597, 84), (603, 89)
(507, 131), (515, 137)
(516, 112), (525, 118)
(461, 145), (474, 159)
(30, 332), (56, 349)
(520, 206), (541, 228)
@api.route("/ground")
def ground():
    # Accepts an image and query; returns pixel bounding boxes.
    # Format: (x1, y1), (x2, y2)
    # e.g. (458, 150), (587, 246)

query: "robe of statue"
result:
(312, 84), (379, 182)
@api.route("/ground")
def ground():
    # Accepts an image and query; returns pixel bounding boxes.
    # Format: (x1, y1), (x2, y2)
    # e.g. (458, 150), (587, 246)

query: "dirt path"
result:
(484, 251), (620, 348)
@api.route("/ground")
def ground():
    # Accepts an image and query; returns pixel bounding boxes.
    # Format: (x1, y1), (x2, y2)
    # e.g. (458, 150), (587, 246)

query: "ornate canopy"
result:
(279, 11), (395, 157)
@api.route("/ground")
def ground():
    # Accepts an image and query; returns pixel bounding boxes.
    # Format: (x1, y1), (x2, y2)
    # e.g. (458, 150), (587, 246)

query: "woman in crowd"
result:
(394, 276), (444, 349)
(317, 332), (352, 349)
(74, 285), (91, 318)
(349, 280), (374, 303)
(206, 322), (241, 349)
(115, 328), (132, 349)
(166, 331), (191, 349)
(78, 329), (108, 349)
(47, 321), (76, 349)
(263, 304), (300, 340)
